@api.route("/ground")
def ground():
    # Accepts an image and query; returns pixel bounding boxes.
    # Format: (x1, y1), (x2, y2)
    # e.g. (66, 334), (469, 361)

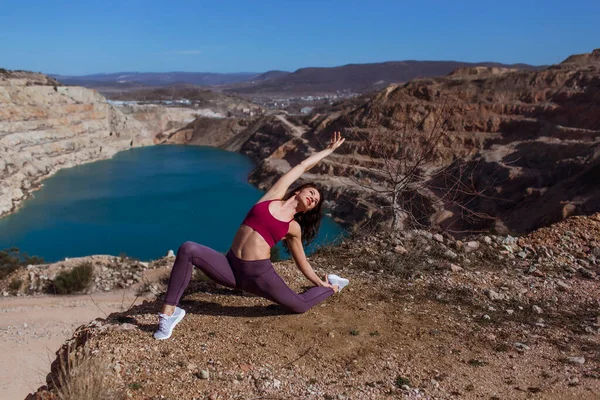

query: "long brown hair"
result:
(282, 182), (324, 252)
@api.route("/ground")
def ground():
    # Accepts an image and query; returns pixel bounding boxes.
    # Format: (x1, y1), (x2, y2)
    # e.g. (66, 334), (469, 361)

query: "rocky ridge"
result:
(25, 213), (600, 399)
(0, 253), (176, 298)
(314, 48), (600, 233)
(217, 49), (600, 234)
(0, 72), (155, 218)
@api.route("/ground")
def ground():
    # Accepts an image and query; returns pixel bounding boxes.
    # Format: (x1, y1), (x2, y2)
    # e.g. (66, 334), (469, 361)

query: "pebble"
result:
(568, 377), (580, 386)
(198, 369), (210, 379)
(444, 250), (458, 259)
(464, 241), (480, 253)
(566, 356), (585, 365)
(532, 305), (543, 314)
(485, 289), (504, 301)
(449, 264), (463, 272)
(394, 245), (408, 254)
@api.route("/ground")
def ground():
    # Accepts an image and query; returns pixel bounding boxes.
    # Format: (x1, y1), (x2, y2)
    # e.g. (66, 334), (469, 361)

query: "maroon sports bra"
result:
(241, 200), (293, 247)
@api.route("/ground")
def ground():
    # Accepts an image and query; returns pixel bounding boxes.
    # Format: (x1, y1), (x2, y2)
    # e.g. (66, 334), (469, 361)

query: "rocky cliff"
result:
(0, 71), (155, 218)
(228, 49), (600, 234)
(329, 48), (600, 234)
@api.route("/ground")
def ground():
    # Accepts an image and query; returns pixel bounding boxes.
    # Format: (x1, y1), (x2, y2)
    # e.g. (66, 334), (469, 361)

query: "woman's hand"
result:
(325, 131), (345, 153)
(322, 274), (339, 293)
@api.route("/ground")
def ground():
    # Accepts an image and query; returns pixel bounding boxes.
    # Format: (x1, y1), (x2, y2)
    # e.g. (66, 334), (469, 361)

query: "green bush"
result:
(52, 262), (94, 294)
(0, 247), (44, 280)
(9, 277), (23, 292)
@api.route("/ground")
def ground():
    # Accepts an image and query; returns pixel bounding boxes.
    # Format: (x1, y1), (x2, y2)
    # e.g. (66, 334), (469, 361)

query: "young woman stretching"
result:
(154, 131), (350, 339)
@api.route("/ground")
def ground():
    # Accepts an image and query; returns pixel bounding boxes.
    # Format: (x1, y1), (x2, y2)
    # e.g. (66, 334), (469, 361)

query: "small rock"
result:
(444, 250), (458, 259)
(464, 241), (480, 253)
(579, 268), (596, 279)
(328, 331), (335, 338)
(532, 305), (543, 314)
(394, 245), (408, 254)
(401, 384), (411, 391)
(506, 309), (514, 315)
(517, 251), (527, 259)
(568, 377), (580, 386)
(485, 289), (504, 301)
(514, 342), (530, 350)
(433, 234), (444, 243)
(273, 379), (281, 389)
(483, 314), (491, 320)
(167, 250), (175, 257)
(483, 236), (492, 244)
(449, 264), (463, 273)
(2, 291), (8, 297)
(566, 356), (585, 365)
(556, 280), (571, 291)
(198, 369), (210, 379)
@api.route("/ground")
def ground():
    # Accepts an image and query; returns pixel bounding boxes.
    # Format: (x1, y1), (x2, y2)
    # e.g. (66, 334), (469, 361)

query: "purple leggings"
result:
(164, 241), (334, 313)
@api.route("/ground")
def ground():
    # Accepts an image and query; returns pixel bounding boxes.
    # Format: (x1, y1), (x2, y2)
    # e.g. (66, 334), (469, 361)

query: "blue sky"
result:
(1, 0), (598, 75)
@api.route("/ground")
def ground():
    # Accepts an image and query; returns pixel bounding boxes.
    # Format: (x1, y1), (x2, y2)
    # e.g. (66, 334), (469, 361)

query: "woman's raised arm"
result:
(260, 131), (345, 201)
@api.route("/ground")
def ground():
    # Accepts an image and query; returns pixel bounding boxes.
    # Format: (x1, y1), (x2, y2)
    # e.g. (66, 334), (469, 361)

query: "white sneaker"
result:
(153, 307), (186, 340)
(327, 274), (350, 292)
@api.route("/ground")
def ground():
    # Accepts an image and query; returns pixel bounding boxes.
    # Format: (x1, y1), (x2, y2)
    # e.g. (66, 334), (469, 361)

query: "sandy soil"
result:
(0, 290), (152, 400)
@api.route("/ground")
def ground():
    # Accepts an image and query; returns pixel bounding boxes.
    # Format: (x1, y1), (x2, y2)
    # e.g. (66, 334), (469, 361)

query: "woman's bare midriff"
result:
(230, 224), (273, 261)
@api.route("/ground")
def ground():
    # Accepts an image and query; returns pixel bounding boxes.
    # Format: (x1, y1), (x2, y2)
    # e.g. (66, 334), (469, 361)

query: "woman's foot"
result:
(327, 274), (349, 292)
(154, 306), (186, 340)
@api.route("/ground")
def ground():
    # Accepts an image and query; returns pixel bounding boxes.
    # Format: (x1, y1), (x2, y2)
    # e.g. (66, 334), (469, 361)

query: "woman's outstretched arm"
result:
(285, 222), (335, 289)
(260, 131), (345, 201)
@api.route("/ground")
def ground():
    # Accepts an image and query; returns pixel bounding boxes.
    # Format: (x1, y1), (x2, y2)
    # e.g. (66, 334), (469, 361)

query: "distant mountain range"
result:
(49, 72), (259, 87)
(50, 60), (541, 94)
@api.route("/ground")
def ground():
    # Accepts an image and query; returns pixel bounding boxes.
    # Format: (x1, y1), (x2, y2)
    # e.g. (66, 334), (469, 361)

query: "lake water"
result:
(0, 145), (345, 263)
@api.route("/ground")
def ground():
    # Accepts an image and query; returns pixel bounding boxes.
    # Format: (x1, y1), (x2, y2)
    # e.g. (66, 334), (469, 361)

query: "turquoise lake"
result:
(0, 145), (345, 263)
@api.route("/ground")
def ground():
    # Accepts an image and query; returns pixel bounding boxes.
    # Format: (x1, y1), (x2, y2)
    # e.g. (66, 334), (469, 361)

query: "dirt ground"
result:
(15, 214), (600, 399)
(0, 291), (151, 400)
(31, 260), (600, 399)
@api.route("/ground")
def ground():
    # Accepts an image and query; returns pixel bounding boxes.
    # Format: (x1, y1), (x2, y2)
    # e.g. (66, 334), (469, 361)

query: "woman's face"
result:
(296, 187), (321, 212)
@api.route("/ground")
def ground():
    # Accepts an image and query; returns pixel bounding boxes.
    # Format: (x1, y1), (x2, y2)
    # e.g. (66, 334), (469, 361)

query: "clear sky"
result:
(1, 0), (598, 75)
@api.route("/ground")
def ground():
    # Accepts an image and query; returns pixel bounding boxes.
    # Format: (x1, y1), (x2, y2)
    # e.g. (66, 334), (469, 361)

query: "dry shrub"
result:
(51, 262), (94, 294)
(53, 348), (125, 400)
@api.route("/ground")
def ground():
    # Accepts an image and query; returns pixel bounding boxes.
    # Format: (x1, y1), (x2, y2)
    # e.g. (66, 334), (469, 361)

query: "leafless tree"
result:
(318, 94), (499, 233)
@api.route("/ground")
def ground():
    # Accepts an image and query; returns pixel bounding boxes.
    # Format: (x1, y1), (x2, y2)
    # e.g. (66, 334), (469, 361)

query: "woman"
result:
(154, 131), (350, 340)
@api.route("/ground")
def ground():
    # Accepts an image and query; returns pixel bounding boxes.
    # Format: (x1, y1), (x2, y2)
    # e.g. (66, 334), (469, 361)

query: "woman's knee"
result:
(177, 241), (197, 255)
